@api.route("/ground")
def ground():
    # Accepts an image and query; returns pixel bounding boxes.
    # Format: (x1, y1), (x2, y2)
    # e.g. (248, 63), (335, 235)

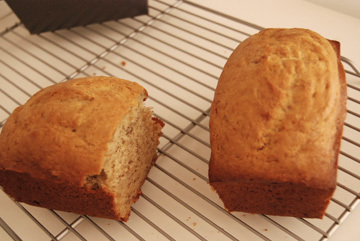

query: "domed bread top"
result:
(210, 28), (346, 188)
(0, 76), (147, 185)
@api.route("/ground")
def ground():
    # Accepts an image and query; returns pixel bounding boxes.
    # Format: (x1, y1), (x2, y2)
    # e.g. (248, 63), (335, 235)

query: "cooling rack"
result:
(0, 0), (359, 240)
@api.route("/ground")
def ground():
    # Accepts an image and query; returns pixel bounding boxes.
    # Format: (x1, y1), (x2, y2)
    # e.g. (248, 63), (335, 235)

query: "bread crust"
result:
(0, 76), (163, 221)
(0, 76), (145, 185)
(209, 28), (347, 218)
(0, 170), (124, 220)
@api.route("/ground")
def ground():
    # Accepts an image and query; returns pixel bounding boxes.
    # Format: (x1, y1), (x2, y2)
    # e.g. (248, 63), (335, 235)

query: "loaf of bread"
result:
(209, 28), (347, 218)
(0, 76), (164, 221)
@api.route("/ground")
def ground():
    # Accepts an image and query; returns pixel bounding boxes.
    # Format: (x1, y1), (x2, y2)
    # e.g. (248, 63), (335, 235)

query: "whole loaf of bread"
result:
(0, 76), (164, 221)
(209, 28), (347, 218)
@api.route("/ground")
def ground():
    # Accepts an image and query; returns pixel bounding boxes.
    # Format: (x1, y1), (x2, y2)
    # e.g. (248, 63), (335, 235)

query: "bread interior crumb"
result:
(84, 94), (160, 218)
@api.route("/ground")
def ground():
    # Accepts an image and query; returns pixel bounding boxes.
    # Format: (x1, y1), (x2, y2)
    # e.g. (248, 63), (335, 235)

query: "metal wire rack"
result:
(0, 0), (359, 240)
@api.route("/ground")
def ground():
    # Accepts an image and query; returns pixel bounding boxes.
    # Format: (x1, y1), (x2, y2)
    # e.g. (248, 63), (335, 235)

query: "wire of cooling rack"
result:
(0, 0), (359, 240)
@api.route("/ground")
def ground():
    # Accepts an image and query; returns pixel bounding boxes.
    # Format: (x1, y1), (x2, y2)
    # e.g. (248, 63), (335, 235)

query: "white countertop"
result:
(190, 0), (360, 67)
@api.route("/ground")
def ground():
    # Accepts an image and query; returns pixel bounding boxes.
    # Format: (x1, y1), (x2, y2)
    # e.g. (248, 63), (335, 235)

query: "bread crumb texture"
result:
(0, 76), (164, 221)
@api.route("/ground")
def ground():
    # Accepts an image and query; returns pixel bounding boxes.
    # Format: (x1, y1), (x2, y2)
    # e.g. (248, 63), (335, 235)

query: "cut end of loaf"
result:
(84, 94), (163, 221)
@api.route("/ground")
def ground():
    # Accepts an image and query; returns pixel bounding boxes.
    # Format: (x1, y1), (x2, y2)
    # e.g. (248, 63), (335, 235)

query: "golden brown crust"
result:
(209, 28), (347, 218)
(0, 76), (164, 221)
(0, 76), (145, 185)
(0, 170), (127, 220)
(328, 40), (347, 171)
